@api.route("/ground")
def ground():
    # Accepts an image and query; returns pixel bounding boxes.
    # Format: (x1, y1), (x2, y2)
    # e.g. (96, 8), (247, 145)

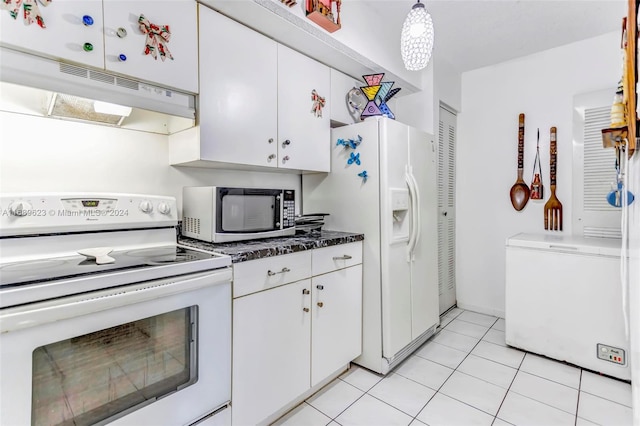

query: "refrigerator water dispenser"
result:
(390, 188), (410, 242)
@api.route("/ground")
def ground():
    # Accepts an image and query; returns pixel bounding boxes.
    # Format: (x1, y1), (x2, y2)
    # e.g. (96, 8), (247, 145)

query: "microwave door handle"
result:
(275, 194), (282, 229)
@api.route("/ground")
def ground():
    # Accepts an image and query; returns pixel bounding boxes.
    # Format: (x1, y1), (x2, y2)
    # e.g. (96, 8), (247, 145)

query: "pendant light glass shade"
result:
(401, 1), (434, 71)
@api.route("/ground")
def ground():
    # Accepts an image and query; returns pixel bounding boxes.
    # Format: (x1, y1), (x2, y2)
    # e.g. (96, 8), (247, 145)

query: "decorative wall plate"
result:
(347, 87), (366, 121)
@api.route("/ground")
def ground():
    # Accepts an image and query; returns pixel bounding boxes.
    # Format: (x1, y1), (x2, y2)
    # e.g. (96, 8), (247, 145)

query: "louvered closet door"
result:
(438, 106), (457, 314)
(578, 105), (621, 238)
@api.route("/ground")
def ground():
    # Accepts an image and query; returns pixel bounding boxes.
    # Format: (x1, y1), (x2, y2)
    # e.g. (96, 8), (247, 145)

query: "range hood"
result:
(0, 47), (196, 120)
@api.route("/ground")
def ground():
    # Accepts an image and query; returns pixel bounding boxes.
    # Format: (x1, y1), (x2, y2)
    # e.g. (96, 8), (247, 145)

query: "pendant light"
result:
(400, 0), (434, 71)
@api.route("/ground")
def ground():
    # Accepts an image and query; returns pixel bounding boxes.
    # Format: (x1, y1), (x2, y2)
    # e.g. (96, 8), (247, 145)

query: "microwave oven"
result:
(182, 186), (296, 243)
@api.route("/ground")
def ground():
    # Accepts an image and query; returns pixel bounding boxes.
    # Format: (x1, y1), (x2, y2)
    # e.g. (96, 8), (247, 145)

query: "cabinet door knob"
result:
(303, 307), (310, 313)
(83, 42), (94, 52)
(332, 255), (353, 260)
(302, 289), (310, 295)
(282, 155), (290, 163)
(268, 138), (274, 144)
(116, 27), (128, 38)
(282, 139), (291, 147)
(82, 15), (94, 26)
(317, 302), (324, 308)
(267, 154), (276, 162)
(316, 284), (324, 290)
(118, 54), (127, 62)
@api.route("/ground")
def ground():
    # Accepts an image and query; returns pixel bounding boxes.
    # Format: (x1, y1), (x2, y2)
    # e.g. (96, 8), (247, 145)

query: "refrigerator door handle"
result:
(409, 170), (421, 254)
(405, 170), (418, 262)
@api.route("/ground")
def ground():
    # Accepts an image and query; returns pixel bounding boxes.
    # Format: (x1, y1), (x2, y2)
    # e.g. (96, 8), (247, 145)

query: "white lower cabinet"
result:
(311, 265), (362, 386)
(232, 279), (311, 426)
(231, 242), (363, 425)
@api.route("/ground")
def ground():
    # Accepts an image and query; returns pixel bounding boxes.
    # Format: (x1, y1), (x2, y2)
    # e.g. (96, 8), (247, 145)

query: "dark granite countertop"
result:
(178, 230), (364, 263)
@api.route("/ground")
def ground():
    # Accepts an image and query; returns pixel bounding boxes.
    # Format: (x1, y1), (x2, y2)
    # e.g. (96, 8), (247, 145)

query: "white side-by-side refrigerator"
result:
(303, 117), (439, 374)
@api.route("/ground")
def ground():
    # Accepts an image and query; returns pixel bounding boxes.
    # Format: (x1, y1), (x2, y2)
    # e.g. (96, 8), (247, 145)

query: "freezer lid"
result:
(506, 233), (622, 257)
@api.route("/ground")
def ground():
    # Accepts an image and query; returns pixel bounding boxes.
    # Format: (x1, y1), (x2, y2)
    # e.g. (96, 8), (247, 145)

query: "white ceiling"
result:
(366, 0), (627, 72)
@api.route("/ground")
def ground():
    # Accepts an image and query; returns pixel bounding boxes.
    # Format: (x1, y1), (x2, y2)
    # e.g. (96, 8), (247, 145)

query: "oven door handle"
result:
(0, 268), (232, 333)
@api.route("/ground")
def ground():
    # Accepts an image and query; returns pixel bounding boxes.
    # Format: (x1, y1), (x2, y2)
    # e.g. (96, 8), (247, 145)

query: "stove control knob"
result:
(8, 200), (32, 216)
(157, 202), (171, 215)
(139, 200), (154, 214)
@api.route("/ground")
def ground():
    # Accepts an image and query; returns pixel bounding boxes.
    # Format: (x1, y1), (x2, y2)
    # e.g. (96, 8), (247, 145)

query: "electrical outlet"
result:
(597, 343), (626, 365)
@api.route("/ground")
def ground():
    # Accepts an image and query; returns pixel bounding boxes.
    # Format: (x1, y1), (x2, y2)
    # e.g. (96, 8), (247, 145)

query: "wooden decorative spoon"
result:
(510, 113), (530, 211)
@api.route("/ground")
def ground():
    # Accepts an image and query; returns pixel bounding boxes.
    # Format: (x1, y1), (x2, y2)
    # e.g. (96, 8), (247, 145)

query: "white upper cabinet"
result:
(103, 0), (198, 93)
(0, 0), (198, 93)
(0, 0), (105, 69)
(197, 5), (278, 168)
(277, 44), (330, 172)
(180, 5), (330, 172)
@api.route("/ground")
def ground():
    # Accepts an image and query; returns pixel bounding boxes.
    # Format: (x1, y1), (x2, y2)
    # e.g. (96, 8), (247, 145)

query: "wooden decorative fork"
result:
(544, 127), (563, 230)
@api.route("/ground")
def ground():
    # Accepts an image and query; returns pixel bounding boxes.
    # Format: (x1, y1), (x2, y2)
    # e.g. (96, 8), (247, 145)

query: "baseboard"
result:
(259, 363), (349, 425)
(456, 302), (505, 319)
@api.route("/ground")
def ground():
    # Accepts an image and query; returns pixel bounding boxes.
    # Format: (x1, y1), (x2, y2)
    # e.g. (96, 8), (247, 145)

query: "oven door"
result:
(0, 268), (232, 426)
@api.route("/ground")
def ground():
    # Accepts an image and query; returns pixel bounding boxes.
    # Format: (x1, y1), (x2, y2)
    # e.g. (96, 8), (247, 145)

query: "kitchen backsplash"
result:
(0, 111), (301, 216)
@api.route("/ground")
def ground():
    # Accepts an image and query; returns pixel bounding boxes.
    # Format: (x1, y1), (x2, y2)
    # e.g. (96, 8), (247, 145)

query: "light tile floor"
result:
(273, 308), (633, 426)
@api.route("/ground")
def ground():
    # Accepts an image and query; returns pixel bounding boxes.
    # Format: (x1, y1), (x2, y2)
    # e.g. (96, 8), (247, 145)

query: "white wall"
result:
(0, 112), (301, 216)
(434, 55), (462, 114)
(457, 31), (621, 317)
(274, 1), (421, 89)
(395, 63), (434, 134)
(394, 51), (462, 136)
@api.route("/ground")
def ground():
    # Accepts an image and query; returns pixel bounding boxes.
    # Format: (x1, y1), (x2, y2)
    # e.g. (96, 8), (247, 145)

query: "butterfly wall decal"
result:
(347, 152), (361, 166)
(336, 135), (362, 149)
(348, 135), (362, 149)
(358, 170), (368, 182)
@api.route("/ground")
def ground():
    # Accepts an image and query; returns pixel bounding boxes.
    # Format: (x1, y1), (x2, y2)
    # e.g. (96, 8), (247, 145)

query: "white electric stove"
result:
(0, 193), (232, 426)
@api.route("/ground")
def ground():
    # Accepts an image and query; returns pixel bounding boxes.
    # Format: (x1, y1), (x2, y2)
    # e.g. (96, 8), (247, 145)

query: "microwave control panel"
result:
(282, 190), (295, 229)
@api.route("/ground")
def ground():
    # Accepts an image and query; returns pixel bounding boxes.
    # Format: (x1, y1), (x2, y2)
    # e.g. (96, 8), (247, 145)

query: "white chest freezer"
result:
(505, 233), (630, 380)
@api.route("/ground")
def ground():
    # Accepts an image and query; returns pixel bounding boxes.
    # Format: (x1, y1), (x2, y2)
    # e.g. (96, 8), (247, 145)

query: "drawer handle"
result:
(303, 307), (310, 313)
(332, 255), (353, 260)
(549, 245), (579, 250)
(316, 285), (324, 290)
(302, 289), (310, 295)
(267, 267), (290, 276)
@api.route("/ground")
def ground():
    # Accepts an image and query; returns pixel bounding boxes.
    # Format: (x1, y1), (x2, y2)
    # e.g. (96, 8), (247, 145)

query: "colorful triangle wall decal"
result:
(378, 102), (395, 119)
(357, 73), (401, 120)
(361, 101), (382, 117)
(361, 85), (381, 101)
(375, 81), (394, 103)
(363, 73), (384, 86)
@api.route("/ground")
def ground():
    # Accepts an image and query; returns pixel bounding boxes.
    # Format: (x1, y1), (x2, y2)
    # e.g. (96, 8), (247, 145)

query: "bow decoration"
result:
(1, 0), (50, 28)
(138, 14), (173, 61)
(311, 89), (325, 118)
